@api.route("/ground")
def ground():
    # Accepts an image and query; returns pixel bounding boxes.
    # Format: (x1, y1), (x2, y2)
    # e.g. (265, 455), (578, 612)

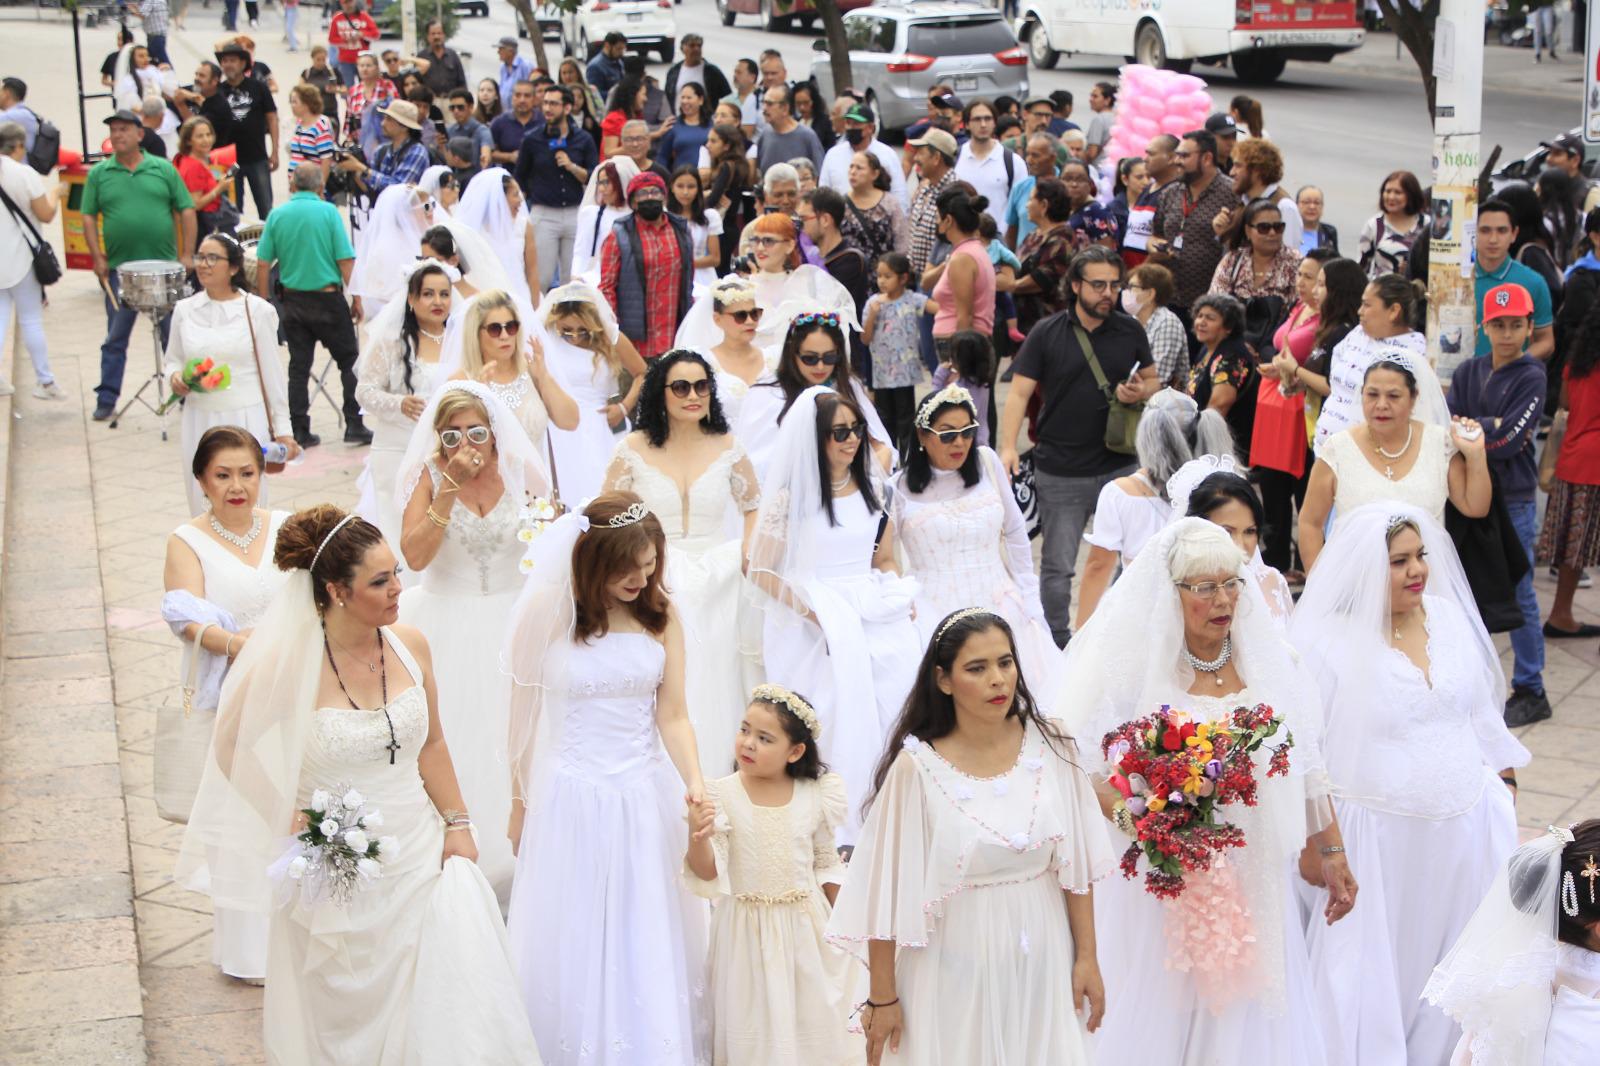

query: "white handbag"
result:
(154, 622), (221, 824)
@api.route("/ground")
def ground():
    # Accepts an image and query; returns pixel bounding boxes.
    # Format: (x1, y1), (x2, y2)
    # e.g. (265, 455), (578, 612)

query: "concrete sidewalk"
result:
(1321, 30), (1586, 101)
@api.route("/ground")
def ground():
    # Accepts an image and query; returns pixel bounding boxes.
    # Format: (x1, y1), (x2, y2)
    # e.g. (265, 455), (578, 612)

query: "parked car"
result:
(1492, 127), (1599, 192)
(810, 1), (1028, 134)
(535, 0), (676, 62)
(455, 0), (489, 17)
(716, 0), (871, 33)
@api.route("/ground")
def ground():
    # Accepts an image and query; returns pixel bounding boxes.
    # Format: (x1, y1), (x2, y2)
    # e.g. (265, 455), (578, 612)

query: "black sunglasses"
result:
(449, 102), (469, 111)
(929, 424), (978, 445)
(798, 351), (841, 368)
(666, 378), (711, 398)
(481, 319), (521, 337)
(724, 307), (763, 324)
(1251, 221), (1287, 234)
(828, 422), (866, 443)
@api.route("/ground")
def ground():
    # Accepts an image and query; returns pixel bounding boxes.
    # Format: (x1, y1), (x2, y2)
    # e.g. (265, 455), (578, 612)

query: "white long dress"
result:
(506, 631), (708, 1066)
(163, 292), (292, 517)
(545, 337), (619, 504)
(760, 491), (922, 841)
(1542, 947), (1600, 1064)
(265, 631), (540, 1065)
(1091, 686), (1338, 1066)
(1318, 422), (1454, 529)
(603, 437), (761, 776)
(892, 449), (1062, 700)
(1302, 596), (1524, 1066)
(397, 467), (524, 904)
(826, 724), (1116, 1064)
(172, 512), (289, 980)
(354, 336), (447, 577)
(705, 346), (778, 430)
(739, 376), (890, 485)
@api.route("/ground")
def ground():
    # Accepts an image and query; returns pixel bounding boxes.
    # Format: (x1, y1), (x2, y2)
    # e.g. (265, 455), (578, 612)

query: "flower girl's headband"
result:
(914, 384), (977, 430)
(751, 683), (822, 741)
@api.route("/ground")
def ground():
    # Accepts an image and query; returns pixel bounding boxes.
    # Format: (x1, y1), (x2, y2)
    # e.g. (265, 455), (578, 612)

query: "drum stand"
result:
(108, 309), (172, 440)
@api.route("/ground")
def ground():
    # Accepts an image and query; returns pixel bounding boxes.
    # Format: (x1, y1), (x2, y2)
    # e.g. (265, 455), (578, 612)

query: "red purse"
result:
(1249, 375), (1307, 478)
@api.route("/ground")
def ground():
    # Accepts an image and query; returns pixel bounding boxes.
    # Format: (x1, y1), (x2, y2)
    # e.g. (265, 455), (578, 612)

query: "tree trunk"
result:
(503, 0), (552, 72)
(813, 0), (854, 98)
(1375, 0), (1440, 118)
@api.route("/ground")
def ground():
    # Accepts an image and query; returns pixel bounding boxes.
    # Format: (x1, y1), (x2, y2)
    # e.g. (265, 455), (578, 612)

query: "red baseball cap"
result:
(1483, 283), (1534, 322)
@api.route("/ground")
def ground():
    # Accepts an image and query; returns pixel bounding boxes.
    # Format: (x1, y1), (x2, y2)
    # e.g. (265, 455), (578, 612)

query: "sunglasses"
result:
(798, 351), (841, 368)
(828, 422), (866, 443)
(749, 235), (788, 249)
(439, 425), (491, 448)
(481, 319), (521, 337)
(929, 424), (978, 444)
(1251, 221), (1287, 234)
(557, 327), (593, 344)
(723, 307), (763, 325)
(449, 102), (468, 111)
(666, 378), (711, 398)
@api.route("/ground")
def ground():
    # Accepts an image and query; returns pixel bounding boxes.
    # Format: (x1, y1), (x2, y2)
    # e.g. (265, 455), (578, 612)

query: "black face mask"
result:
(844, 128), (865, 148)
(634, 199), (665, 222)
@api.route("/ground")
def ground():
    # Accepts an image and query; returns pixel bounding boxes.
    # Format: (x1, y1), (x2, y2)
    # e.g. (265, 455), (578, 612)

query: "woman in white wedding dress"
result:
(702, 277), (775, 427)
(1056, 518), (1355, 1065)
(350, 184), (433, 324)
(395, 381), (547, 905)
(602, 350), (760, 776)
(504, 493), (709, 1065)
(354, 260), (454, 567)
(536, 281), (647, 504)
(827, 608), (1116, 1065)
(748, 386), (921, 839)
(442, 289), (580, 458)
(1172, 460), (1298, 627)
(176, 505), (538, 1065)
(1292, 503), (1526, 1065)
(890, 384), (1061, 697)
(162, 427), (290, 982)
(456, 167), (541, 309)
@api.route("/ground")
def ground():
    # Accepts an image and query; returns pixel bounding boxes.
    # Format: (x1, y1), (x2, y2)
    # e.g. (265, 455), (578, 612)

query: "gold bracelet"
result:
(425, 507), (449, 528)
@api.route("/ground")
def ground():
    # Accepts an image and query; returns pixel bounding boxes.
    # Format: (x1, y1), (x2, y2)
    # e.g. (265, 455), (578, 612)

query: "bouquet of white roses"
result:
(270, 785), (397, 907)
(516, 495), (562, 574)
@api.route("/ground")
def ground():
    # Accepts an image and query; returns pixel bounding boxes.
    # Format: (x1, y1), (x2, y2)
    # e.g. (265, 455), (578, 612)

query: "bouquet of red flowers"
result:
(1102, 703), (1292, 899)
(159, 356), (232, 413)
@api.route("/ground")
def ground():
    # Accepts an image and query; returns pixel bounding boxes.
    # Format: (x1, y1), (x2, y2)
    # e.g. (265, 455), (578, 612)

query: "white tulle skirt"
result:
(1303, 776), (1517, 1066)
(668, 536), (751, 777)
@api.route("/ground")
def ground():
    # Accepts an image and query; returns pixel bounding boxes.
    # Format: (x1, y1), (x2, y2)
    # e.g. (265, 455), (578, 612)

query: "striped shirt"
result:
(287, 116), (335, 172)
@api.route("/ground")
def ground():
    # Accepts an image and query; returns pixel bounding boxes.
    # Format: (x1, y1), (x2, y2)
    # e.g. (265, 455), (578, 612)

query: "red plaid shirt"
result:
(343, 77), (397, 143)
(599, 218), (683, 359)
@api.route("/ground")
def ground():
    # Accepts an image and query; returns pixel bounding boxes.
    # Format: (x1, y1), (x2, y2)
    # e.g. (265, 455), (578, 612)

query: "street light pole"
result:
(1427, 0), (1486, 382)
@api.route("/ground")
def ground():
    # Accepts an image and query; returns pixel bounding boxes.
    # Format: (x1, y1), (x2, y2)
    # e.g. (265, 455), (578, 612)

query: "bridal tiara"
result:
(915, 384), (977, 430)
(935, 607), (996, 641)
(311, 514), (359, 573)
(607, 502), (650, 528)
(751, 683), (822, 741)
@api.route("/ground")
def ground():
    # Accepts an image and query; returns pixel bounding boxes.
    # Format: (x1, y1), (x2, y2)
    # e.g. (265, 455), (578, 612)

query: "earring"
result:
(1562, 870), (1581, 917)
(337, 600), (346, 608)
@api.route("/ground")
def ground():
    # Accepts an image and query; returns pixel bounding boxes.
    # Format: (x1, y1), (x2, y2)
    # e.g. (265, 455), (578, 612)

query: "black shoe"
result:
(1542, 621), (1600, 639)
(93, 401), (114, 421)
(1504, 687), (1553, 728)
(343, 424), (374, 446)
(293, 429), (322, 448)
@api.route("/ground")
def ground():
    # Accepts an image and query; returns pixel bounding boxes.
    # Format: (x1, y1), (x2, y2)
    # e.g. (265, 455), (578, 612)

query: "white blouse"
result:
(1082, 472), (1170, 564)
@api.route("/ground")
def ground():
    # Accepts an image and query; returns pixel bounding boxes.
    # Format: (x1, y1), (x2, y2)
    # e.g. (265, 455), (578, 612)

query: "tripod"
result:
(108, 310), (172, 441)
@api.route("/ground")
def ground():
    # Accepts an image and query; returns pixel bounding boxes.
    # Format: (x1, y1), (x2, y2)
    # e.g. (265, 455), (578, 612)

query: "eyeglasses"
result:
(828, 422), (866, 443)
(928, 424), (978, 444)
(798, 351), (841, 368)
(439, 425), (492, 448)
(557, 327), (593, 344)
(193, 253), (226, 267)
(1173, 577), (1246, 599)
(449, 102), (468, 111)
(749, 235), (787, 249)
(1251, 221), (1287, 234)
(795, 212), (817, 224)
(481, 319), (521, 337)
(420, 199), (435, 214)
(1079, 279), (1122, 293)
(722, 307), (763, 324)
(666, 378), (711, 398)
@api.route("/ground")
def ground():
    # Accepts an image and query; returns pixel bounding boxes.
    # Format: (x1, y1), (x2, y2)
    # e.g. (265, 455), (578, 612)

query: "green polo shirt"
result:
(1473, 255), (1553, 356)
(80, 151), (194, 269)
(256, 191), (357, 291)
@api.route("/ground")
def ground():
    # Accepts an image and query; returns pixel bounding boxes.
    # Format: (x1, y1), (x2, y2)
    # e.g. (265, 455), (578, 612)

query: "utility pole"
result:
(1426, 0), (1485, 383)
(402, 0), (418, 63)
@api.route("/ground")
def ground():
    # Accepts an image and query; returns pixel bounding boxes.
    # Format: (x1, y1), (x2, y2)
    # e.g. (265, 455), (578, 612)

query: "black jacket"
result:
(663, 61), (731, 107)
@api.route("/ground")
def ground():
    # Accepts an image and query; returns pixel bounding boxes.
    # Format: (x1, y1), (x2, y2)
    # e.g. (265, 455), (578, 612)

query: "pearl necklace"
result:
(419, 327), (445, 343)
(1182, 634), (1232, 687)
(831, 470), (852, 492)
(1372, 423), (1414, 480)
(209, 510), (262, 552)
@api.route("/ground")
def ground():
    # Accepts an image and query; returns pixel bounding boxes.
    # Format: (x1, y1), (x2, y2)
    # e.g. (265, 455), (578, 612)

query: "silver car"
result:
(810, 1), (1029, 134)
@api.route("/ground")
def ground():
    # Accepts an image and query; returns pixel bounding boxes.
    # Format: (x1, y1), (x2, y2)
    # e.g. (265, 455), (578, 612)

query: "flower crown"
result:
(710, 276), (756, 303)
(914, 383), (977, 431)
(935, 607), (996, 641)
(751, 683), (822, 741)
(791, 311), (839, 330)
(606, 501), (650, 528)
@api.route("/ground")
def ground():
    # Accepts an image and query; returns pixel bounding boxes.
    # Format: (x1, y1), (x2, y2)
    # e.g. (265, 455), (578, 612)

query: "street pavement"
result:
(0, 7), (1595, 1063)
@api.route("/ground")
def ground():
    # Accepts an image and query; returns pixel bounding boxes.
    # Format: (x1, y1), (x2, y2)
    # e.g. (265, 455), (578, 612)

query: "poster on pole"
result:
(1588, 0), (1600, 144)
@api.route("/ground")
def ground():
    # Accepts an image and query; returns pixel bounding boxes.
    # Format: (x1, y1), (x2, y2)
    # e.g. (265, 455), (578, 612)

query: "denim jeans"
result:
(97, 271), (171, 408)
(146, 33), (170, 66)
(337, 60), (359, 87)
(1505, 498), (1546, 694)
(1035, 461), (1136, 645)
(0, 271), (53, 385)
(279, 289), (361, 431)
(235, 158), (273, 219)
(284, 3), (300, 50)
(223, 0), (240, 30)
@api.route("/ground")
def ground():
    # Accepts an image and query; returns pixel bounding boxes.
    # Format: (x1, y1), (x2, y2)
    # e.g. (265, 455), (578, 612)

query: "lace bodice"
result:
(1320, 421), (1453, 528)
(893, 452), (1039, 608)
(301, 632), (432, 809)
(313, 685), (431, 764)
(173, 512), (290, 628)
(420, 465), (525, 596)
(559, 631), (668, 780)
(603, 437), (759, 546)
(355, 334), (448, 430)
(695, 773), (848, 902)
(483, 372), (550, 451)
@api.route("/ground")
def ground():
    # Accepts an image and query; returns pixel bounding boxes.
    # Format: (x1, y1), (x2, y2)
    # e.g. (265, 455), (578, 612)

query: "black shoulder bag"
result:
(0, 178), (60, 286)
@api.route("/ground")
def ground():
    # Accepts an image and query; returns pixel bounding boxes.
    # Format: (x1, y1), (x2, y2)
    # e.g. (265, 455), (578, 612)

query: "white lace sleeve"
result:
(601, 437), (637, 493)
(728, 442), (760, 513)
(354, 336), (412, 430)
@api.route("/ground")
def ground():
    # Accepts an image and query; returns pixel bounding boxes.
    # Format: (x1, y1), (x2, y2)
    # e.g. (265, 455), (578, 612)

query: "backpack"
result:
(24, 108), (58, 175)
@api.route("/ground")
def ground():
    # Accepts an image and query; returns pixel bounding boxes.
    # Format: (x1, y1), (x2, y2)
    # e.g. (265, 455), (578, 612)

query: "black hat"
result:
(930, 92), (961, 111)
(1204, 113), (1238, 136)
(215, 40), (250, 60)
(1542, 132), (1585, 160)
(104, 108), (142, 126)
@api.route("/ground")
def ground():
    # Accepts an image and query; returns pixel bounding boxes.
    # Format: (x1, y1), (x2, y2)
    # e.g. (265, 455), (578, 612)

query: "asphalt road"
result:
(444, 2), (1575, 244)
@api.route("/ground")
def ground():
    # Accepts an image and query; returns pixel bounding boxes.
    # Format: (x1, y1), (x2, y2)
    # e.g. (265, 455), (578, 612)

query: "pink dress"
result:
(932, 237), (996, 339)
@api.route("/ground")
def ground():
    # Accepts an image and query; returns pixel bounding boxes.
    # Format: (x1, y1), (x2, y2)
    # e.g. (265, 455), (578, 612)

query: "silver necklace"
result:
(419, 326), (445, 343)
(1182, 634), (1232, 687)
(1373, 423), (1414, 480)
(830, 470), (852, 492)
(209, 510), (262, 552)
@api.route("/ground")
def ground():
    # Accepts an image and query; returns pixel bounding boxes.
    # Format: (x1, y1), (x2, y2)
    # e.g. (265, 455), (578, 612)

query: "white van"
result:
(1015, 0), (1364, 84)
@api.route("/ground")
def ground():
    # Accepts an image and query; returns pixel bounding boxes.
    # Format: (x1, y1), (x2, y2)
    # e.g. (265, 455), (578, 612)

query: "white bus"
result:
(1015, 0), (1365, 84)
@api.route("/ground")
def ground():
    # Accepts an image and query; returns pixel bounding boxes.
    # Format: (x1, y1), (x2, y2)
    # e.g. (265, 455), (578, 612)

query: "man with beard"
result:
(1149, 128), (1235, 310)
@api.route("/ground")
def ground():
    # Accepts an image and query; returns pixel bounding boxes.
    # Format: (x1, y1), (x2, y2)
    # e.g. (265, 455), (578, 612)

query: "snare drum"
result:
(116, 260), (187, 316)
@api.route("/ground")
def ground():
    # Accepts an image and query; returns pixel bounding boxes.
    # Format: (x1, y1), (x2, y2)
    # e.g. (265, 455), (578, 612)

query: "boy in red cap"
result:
(1448, 282), (1550, 724)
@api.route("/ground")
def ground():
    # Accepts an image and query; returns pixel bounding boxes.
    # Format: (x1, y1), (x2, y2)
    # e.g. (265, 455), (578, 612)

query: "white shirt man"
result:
(818, 102), (908, 209)
(953, 101), (1016, 229)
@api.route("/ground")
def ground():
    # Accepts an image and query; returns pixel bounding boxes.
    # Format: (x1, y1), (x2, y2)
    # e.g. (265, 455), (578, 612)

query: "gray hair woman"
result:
(0, 120), (57, 398)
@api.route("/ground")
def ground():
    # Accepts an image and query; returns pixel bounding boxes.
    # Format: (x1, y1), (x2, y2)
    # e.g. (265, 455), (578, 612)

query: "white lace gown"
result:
(355, 337), (447, 579)
(546, 336), (619, 504)
(506, 631), (709, 1066)
(265, 631), (540, 1066)
(1090, 686), (1337, 1066)
(686, 772), (860, 1066)
(760, 491), (922, 842)
(705, 347), (777, 431)
(483, 373), (553, 472)
(892, 450), (1063, 701)
(1302, 597), (1524, 1066)
(603, 437), (761, 776)
(163, 292), (292, 517)
(397, 469), (525, 904)
(1317, 422), (1454, 529)
(172, 512), (289, 980)
(826, 724), (1116, 1065)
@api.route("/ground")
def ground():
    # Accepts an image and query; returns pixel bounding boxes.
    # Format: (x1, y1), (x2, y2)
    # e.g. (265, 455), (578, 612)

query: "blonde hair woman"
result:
(444, 288), (580, 459)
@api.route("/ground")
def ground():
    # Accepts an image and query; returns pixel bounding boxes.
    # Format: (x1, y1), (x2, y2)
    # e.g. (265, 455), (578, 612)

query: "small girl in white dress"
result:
(685, 685), (860, 1066)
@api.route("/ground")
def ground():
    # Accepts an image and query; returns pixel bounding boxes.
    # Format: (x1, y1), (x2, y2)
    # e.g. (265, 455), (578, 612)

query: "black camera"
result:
(730, 254), (756, 276)
(324, 144), (367, 198)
